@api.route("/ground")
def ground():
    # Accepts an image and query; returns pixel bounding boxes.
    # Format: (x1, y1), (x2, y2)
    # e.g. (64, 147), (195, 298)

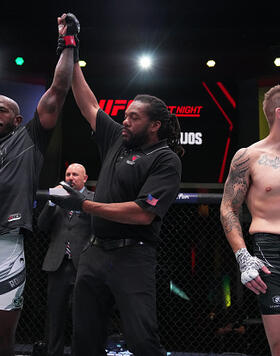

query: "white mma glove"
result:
(235, 248), (265, 285)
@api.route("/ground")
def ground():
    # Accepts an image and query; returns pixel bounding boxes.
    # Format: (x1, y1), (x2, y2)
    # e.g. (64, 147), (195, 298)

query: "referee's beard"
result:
(123, 125), (150, 149)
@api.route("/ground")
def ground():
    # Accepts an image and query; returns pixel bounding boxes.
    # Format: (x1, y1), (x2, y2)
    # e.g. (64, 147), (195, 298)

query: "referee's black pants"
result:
(72, 242), (166, 356)
(46, 257), (76, 356)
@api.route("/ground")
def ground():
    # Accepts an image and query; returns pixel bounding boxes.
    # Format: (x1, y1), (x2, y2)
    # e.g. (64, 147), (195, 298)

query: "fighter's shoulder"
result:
(230, 147), (250, 163)
(232, 142), (264, 161)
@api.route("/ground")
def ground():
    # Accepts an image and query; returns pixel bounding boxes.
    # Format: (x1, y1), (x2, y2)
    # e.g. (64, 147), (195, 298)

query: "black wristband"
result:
(74, 48), (79, 63)
(56, 36), (65, 56)
(73, 35), (80, 63)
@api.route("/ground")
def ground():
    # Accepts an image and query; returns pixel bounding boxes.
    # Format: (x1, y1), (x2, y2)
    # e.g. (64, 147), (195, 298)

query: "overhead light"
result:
(15, 57), (24, 66)
(79, 60), (87, 67)
(206, 59), (216, 68)
(138, 55), (153, 70)
(274, 57), (280, 67)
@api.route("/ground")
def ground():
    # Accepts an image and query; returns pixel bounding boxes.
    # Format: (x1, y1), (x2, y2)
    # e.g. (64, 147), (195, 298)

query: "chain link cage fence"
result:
(14, 193), (270, 356)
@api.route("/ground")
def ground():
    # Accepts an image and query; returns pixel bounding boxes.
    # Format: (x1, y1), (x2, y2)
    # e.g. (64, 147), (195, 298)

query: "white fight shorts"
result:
(0, 228), (25, 310)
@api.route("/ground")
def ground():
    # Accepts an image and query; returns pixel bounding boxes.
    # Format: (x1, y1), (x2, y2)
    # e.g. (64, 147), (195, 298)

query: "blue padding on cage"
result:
(175, 193), (198, 203)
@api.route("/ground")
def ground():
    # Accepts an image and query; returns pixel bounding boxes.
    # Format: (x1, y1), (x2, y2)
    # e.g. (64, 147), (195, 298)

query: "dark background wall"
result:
(37, 76), (261, 189)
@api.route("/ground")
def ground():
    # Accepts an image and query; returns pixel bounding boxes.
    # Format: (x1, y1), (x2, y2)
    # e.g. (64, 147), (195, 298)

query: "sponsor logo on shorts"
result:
(7, 213), (21, 222)
(9, 272), (25, 289)
(12, 295), (24, 309)
(0, 269), (26, 295)
(272, 295), (280, 304)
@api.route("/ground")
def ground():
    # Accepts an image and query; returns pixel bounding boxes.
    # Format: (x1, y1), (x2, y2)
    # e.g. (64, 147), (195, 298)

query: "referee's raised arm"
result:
(72, 63), (100, 132)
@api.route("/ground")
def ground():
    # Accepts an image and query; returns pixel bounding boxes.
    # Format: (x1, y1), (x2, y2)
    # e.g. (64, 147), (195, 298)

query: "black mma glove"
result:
(49, 181), (87, 211)
(56, 12), (80, 62)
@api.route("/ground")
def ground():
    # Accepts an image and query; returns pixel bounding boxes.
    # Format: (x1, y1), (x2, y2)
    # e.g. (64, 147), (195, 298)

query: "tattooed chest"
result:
(258, 154), (280, 169)
(253, 154), (280, 193)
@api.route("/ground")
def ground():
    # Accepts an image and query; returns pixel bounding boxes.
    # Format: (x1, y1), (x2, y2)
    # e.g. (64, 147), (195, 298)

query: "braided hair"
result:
(134, 94), (185, 157)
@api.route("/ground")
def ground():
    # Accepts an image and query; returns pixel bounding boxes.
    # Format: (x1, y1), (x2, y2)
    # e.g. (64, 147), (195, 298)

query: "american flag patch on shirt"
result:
(146, 194), (158, 206)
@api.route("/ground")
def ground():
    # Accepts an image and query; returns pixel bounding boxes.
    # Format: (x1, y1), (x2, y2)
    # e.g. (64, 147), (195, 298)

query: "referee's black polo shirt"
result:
(93, 109), (182, 243)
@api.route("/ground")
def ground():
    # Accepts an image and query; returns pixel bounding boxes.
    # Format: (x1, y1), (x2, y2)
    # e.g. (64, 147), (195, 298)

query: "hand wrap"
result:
(235, 248), (265, 284)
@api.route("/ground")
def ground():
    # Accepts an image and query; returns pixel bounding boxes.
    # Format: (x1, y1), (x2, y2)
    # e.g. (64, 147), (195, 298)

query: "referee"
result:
(50, 62), (184, 356)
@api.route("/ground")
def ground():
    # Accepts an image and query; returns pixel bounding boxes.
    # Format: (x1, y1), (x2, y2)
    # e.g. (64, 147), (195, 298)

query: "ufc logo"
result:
(99, 99), (133, 117)
(99, 99), (202, 118)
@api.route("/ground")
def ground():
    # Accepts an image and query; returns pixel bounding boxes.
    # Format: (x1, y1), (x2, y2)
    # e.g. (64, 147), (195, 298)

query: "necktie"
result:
(66, 211), (73, 258)
(65, 241), (72, 259)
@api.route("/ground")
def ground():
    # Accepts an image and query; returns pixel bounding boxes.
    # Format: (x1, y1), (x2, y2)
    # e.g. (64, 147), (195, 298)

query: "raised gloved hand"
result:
(49, 181), (87, 211)
(56, 13), (80, 62)
(235, 247), (270, 294)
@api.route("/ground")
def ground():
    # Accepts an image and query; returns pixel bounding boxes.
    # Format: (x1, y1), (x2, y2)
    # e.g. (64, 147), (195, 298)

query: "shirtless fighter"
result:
(220, 84), (280, 356)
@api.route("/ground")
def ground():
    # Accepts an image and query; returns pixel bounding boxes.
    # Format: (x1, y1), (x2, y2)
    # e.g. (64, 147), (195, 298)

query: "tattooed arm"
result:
(220, 148), (270, 294)
(220, 148), (250, 252)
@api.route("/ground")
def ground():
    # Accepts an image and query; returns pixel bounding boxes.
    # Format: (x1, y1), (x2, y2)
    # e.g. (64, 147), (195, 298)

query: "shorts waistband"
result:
(93, 237), (145, 250)
(252, 232), (280, 239)
(0, 228), (21, 236)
